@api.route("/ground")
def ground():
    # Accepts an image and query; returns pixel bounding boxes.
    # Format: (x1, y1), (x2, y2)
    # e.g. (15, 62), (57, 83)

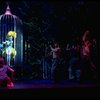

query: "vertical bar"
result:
(13, 16), (16, 65)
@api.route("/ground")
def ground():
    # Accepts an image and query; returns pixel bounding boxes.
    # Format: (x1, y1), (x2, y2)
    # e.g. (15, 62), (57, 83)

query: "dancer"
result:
(2, 31), (17, 66)
(80, 30), (97, 81)
(50, 42), (61, 80)
(0, 57), (14, 88)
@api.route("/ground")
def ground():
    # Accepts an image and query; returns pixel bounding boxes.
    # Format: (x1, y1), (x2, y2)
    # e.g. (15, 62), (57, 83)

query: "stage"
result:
(5, 79), (100, 89)
(0, 79), (100, 99)
(0, 79), (99, 89)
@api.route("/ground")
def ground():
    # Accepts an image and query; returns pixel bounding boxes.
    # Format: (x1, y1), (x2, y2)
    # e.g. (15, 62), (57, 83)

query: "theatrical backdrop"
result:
(0, 0), (100, 80)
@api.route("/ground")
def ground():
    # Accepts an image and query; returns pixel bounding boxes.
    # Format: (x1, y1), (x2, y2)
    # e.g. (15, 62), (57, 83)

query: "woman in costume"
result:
(2, 31), (17, 66)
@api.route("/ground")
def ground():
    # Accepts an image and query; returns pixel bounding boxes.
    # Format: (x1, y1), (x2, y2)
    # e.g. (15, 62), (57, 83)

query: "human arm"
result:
(8, 67), (14, 73)
(2, 41), (7, 44)
(82, 30), (90, 42)
(7, 66), (14, 82)
(50, 45), (60, 52)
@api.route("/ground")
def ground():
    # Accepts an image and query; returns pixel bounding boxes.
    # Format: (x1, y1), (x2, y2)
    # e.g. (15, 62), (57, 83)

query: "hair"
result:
(83, 30), (94, 42)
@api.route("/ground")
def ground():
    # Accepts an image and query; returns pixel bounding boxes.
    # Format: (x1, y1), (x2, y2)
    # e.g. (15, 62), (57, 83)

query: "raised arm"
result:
(50, 45), (59, 52)
(82, 30), (90, 42)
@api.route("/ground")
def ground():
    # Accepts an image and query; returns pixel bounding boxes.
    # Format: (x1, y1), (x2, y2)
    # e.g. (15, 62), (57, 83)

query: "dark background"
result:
(0, 0), (100, 41)
(0, 0), (100, 79)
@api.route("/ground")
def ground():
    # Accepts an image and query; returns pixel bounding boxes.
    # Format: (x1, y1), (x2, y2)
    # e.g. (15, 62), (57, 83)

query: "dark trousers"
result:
(51, 58), (59, 80)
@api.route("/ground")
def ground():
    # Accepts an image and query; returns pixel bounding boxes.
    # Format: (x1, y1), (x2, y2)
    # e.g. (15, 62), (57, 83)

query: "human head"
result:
(7, 31), (17, 39)
(54, 43), (59, 48)
(83, 30), (93, 42)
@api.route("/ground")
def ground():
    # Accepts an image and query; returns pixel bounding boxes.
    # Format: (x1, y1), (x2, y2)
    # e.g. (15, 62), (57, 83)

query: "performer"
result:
(50, 42), (61, 80)
(80, 30), (97, 81)
(2, 31), (17, 66)
(45, 44), (52, 79)
(0, 57), (14, 88)
(68, 43), (81, 81)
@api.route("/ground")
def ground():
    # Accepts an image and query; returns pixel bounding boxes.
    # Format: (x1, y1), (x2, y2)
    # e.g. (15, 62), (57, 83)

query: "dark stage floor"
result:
(0, 79), (99, 89)
(0, 79), (100, 99)
(7, 80), (100, 89)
